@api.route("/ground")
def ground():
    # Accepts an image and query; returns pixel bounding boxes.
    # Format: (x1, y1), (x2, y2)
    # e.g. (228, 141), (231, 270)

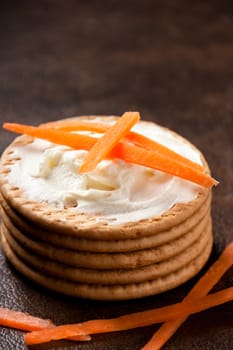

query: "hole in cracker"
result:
(11, 186), (20, 191)
(64, 203), (78, 209)
(3, 161), (14, 165)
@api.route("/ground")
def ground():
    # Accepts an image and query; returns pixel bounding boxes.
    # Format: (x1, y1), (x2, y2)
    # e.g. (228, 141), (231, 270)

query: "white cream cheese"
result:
(7, 120), (203, 224)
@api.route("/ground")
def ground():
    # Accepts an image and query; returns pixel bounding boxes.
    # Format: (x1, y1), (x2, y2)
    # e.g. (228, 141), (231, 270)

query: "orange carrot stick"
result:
(41, 119), (204, 173)
(41, 119), (109, 133)
(0, 307), (54, 331)
(3, 123), (96, 150)
(3, 121), (217, 188)
(126, 131), (204, 171)
(0, 306), (90, 341)
(24, 286), (233, 345)
(142, 242), (233, 350)
(39, 119), (207, 182)
(79, 111), (140, 173)
(111, 142), (217, 188)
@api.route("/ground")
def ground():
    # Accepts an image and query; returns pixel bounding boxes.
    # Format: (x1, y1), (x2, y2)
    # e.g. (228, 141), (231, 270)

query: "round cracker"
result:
(2, 218), (212, 285)
(0, 192), (211, 253)
(0, 116), (214, 300)
(1, 228), (213, 300)
(1, 210), (211, 269)
(0, 117), (211, 241)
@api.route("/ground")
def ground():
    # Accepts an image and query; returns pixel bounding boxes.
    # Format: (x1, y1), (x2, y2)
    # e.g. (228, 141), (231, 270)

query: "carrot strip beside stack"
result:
(22, 243), (233, 346)
(0, 307), (54, 331)
(1, 246), (232, 347)
(0, 307), (90, 341)
(142, 242), (233, 350)
(23, 287), (233, 345)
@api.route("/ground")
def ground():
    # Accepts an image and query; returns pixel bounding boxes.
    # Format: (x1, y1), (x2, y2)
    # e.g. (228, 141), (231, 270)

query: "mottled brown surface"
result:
(0, 1), (233, 349)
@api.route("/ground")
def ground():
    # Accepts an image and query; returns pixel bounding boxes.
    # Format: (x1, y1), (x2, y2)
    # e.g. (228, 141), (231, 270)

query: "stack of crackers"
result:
(0, 121), (213, 300)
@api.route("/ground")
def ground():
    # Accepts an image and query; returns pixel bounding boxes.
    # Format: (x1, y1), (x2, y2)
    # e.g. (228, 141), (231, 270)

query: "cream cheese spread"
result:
(7, 120), (203, 224)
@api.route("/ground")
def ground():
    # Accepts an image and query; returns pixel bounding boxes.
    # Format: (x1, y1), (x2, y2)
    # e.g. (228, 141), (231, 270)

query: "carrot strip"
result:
(41, 119), (109, 133)
(78, 111), (140, 173)
(3, 123), (96, 150)
(24, 286), (233, 345)
(40, 116), (204, 172)
(0, 306), (90, 341)
(3, 121), (217, 188)
(126, 131), (204, 171)
(42, 120), (204, 173)
(142, 242), (233, 350)
(0, 307), (54, 331)
(111, 142), (217, 188)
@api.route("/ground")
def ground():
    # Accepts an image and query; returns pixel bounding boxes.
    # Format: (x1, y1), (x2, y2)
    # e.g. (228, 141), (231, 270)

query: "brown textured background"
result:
(0, 1), (232, 349)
